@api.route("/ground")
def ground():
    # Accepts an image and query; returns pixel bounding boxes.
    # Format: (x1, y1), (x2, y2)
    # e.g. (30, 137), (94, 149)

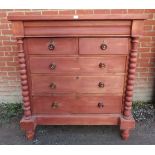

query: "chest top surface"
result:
(8, 14), (148, 37)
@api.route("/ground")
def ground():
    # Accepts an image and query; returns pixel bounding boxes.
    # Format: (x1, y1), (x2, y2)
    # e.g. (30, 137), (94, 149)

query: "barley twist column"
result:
(124, 37), (139, 119)
(17, 38), (31, 119)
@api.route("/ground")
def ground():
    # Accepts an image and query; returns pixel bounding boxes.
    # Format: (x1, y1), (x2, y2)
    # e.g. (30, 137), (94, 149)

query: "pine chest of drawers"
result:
(8, 14), (147, 140)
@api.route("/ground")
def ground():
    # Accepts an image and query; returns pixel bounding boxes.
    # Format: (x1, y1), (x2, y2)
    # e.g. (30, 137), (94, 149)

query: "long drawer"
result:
(32, 95), (122, 114)
(27, 38), (78, 55)
(29, 56), (127, 74)
(24, 20), (131, 36)
(31, 75), (125, 94)
(79, 38), (129, 54)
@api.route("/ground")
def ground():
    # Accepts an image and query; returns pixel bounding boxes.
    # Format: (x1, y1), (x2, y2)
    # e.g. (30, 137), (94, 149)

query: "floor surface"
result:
(0, 118), (155, 145)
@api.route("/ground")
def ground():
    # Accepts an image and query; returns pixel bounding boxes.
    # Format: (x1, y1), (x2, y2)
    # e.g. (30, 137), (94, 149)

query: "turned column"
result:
(17, 38), (31, 119)
(124, 37), (139, 119)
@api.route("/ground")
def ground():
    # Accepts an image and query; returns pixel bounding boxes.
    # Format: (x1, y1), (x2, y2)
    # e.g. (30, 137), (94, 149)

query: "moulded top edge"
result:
(7, 14), (149, 21)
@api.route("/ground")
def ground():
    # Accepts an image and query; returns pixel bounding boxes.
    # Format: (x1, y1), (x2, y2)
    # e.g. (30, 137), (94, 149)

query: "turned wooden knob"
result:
(99, 62), (106, 68)
(98, 102), (104, 108)
(98, 82), (104, 88)
(51, 102), (59, 109)
(49, 63), (56, 70)
(100, 42), (107, 50)
(48, 41), (55, 50)
(49, 82), (56, 89)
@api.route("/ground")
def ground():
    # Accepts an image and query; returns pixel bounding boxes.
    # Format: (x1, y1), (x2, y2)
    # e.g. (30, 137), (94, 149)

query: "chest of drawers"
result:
(8, 14), (147, 140)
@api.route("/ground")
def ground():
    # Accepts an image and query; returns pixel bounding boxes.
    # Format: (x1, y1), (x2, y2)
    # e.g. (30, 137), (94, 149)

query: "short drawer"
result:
(27, 38), (78, 55)
(29, 56), (127, 74)
(31, 75), (125, 94)
(32, 95), (122, 114)
(79, 38), (129, 55)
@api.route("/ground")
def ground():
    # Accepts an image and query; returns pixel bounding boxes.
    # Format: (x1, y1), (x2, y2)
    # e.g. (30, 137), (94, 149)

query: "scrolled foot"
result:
(26, 130), (35, 140)
(121, 129), (130, 140)
(20, 117), (36, 140)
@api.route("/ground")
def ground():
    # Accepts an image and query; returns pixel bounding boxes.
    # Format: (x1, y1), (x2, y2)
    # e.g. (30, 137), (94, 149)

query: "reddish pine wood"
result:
(124, 37), (139, 119)
(79, 38), (129, 54)
(132, 20), (145, 37)
(32, 96), (122, 114)
(8, 14), (147, 140)
(27, 38), (78, 55)
(23, 20), (131, 36)
(24, 20), (131, 27)
(24, 26), (130, 36)
(8, 14), (148, 21)
(120, 116), (135, 140)
(29, 56), (127, 74)
(12, 21), (24, 37)
(31, 75), (125, 94)
(20, 117), (36, 140)
(120, 116), (135, 129)
(35, 114), (120, 125)
(17, 38), (31, 119)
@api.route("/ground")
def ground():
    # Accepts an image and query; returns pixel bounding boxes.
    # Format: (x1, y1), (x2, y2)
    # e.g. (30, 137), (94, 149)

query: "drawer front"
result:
(32, 75), (125, 94)
(30, 56), (127, 74)
(27, 38), (78, 55)
(24, 21), (131, 36)
(79, 38), (129, 54)
(32, 96), (122, 114)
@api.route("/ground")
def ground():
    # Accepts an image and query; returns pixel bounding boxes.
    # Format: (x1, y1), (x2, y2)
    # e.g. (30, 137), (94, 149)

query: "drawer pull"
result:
(48, 41), (55, 50)
(49, 82), (56, 89)
(100, 42), (107, 50)
(98, 102), (104, 108)
(51, 102), (59, 109)
(49, 63), (56, 70)
(98, 82), (104, 88)
(99, 62), (106, 68)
